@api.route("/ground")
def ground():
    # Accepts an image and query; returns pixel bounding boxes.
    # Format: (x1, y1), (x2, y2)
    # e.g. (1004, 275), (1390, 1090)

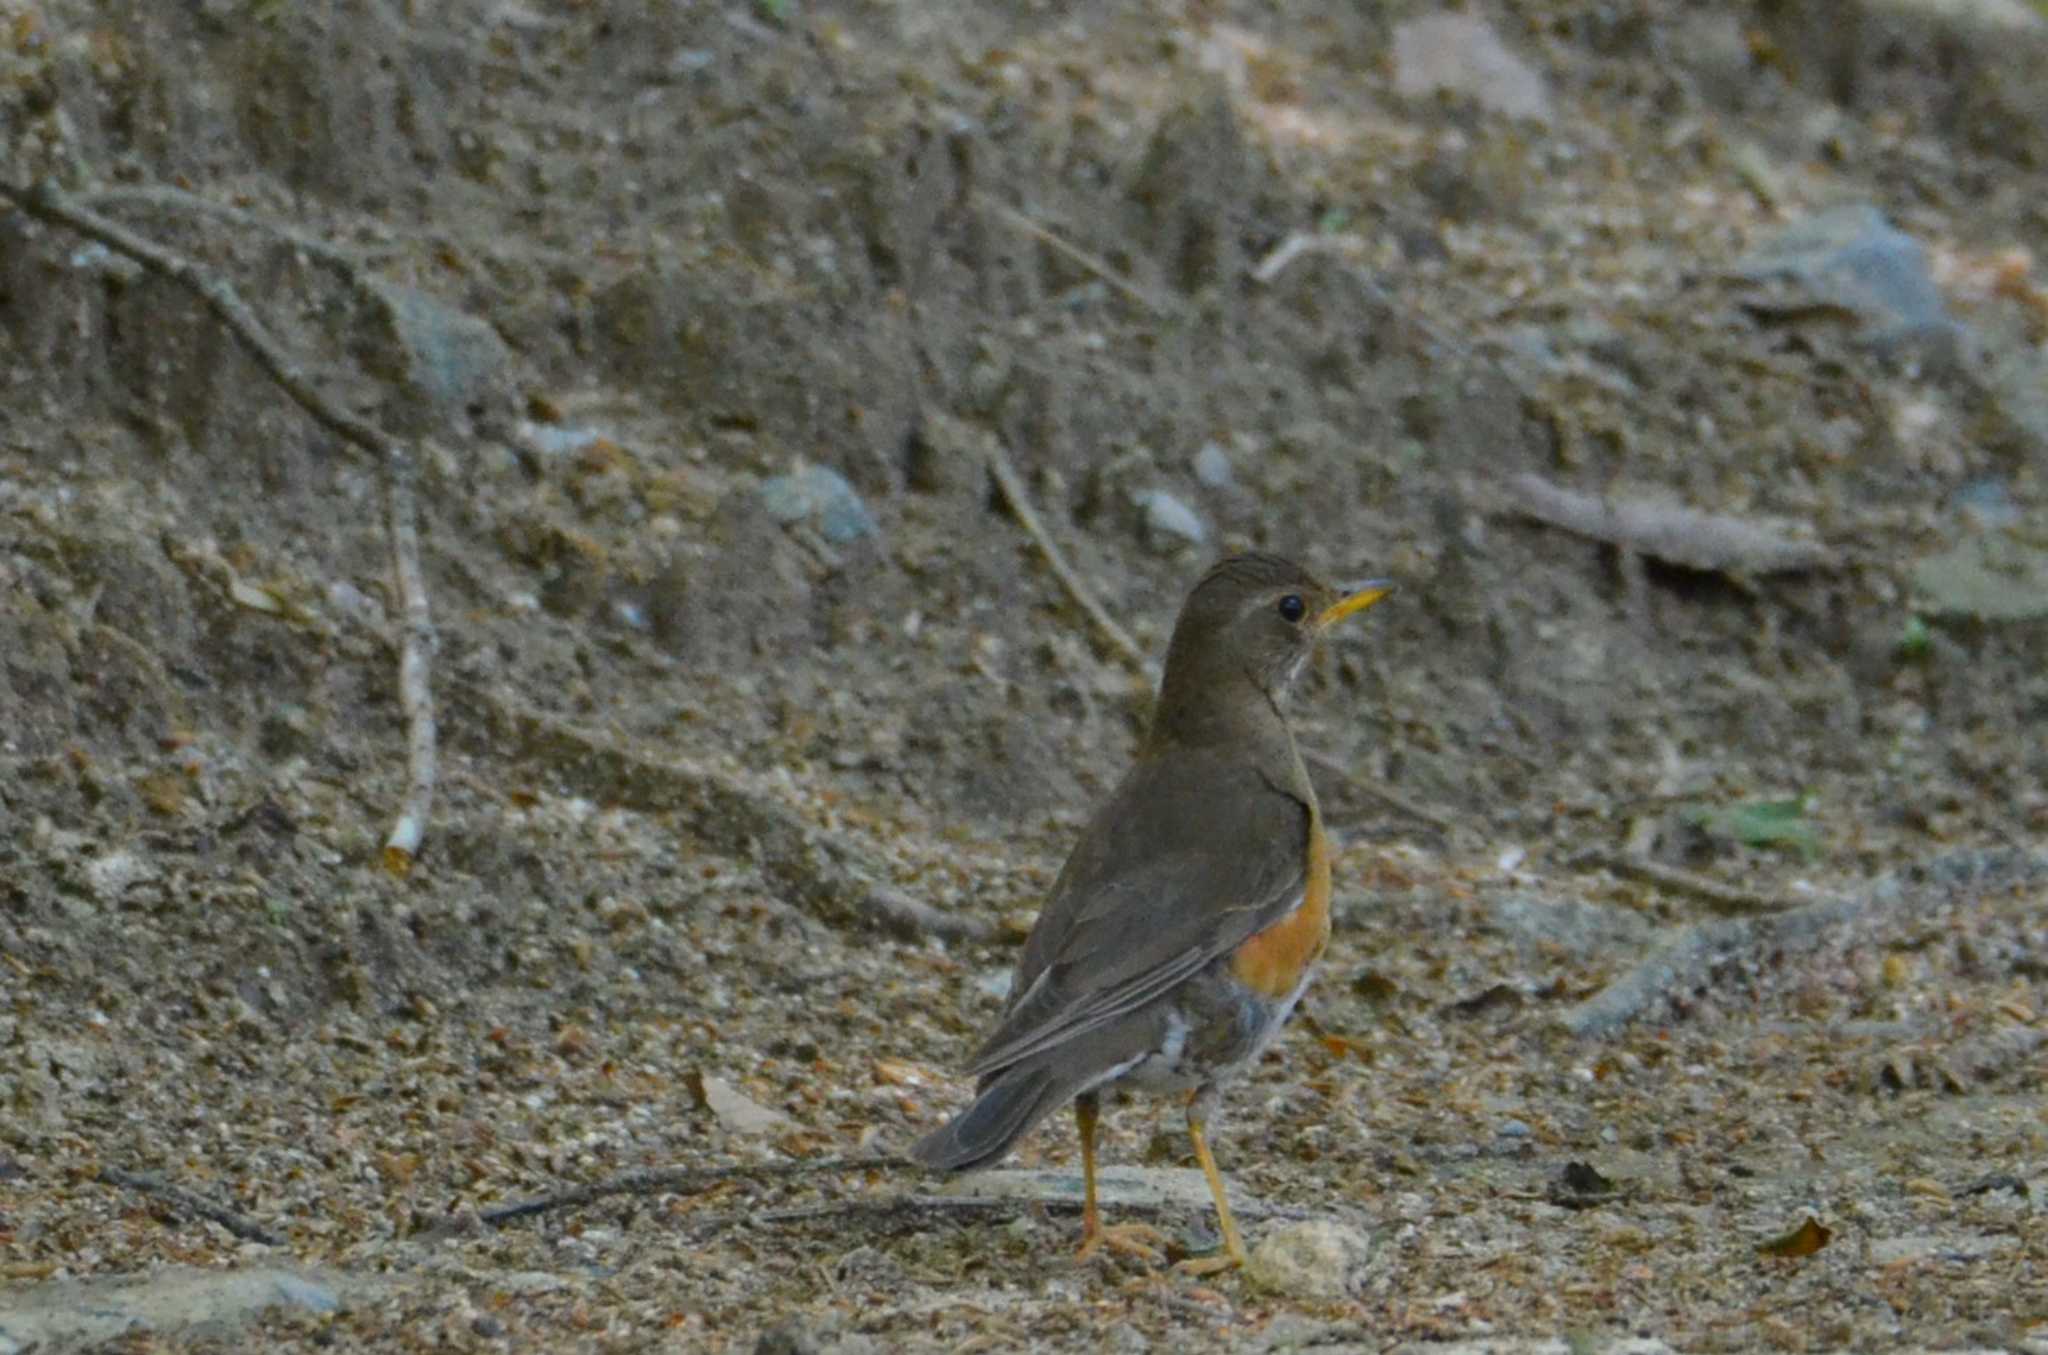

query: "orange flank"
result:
(1230, 811), (1332, 999)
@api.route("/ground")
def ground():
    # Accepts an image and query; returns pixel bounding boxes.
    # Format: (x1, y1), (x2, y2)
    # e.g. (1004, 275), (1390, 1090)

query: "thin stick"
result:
(100, 1167), (284, 1246)
(2, 178), (440, 875)
(1472, 472), (1835, 576)
(474, 1155), (908, 1229)
(680, 1190), (1313, 1243)
(982, 437), (1150, 676)
(380, 461), (438, 875)
(976, 194), (1173, 316)
(1250, 230), (1367, 285)
(1303, 749), (1462, 838)
(1560, 848), (2048, 1037)
(78, 184), (379, 274)
(457, 686), (997, 943)
(1569, 850), (1800, 917)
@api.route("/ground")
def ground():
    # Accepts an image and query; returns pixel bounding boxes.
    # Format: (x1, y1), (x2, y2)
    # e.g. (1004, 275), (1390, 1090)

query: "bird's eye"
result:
(1277, 594), (1306, 623)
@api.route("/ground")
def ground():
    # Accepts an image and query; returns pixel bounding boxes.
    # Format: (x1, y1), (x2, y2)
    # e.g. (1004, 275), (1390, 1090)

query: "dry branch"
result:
(1561, 848), (2048, 1037)
(1302, 749), (1462, 840)
(455, 686), (996, 943)
(1943, 1024), (2048, 1086)
(677, 1189), (1310, 1245)
(79, 184), (381, 275)
(1, 178), (441, 875)
(471, 1156), (906, 1230)
(976, 193), (1173, 316)
(1251, 231), (1368, 284)
(977, 434), (1150, 676)
(1569, 850), (1801, 917)
(100, 1167), (284, 1246)
(381, 467), (438, 874)
(1473, 472), (1836, 576)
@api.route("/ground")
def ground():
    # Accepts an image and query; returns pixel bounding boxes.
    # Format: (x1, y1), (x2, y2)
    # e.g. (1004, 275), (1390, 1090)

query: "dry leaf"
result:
(1902, 1177), (1951, 1203)
(1757, 1215), (1831, 1258)
(687, 1072), (794, 1135)
(871, 1057), (934, 1087)
(227, 576), (285, 614)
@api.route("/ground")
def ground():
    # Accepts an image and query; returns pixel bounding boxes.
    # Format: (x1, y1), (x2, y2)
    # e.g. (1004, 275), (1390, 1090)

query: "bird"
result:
(911, 552), (1392, 1271)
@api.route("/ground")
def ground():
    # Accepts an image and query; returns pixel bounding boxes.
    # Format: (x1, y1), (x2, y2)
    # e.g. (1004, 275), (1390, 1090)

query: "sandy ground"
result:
(3, 0), (2048, 1349)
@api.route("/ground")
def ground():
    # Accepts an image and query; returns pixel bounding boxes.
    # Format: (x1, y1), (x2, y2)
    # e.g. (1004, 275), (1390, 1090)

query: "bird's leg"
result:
(1072, 1093), (1169, 1263)
(1178, 1087), (1249, 1275)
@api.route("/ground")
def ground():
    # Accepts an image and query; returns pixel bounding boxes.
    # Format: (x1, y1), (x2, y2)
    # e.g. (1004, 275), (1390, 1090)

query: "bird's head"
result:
(1150, 552), (1391, 747)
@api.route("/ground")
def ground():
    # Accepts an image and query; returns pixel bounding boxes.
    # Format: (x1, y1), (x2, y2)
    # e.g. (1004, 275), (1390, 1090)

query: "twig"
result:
(1943, 1024), (2048, 1086)
(381, 462), (438, 874)
(1303, 749), (1462, 838)
(472, 1156), (908, 1229)
(77, 184), (382, 275)
(979, 435), (1150, 676)
(1, 178), (441, 875)
(100, 1167), (284, 1246)
(1560, 895), (1860, 1038)
(1560, 848), (2048, 1037)
(1250, 231), (1368, 285)
(1470, 472), (1835, 576)
(975, 194), (1174, 316)
(453, 685), (996, 943)
(1568, 849), (1800, 916)
(679, 1190), (1313, 1244)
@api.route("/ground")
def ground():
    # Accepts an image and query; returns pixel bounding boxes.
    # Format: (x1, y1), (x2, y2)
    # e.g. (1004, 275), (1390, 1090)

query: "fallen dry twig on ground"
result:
(679, 1190), (1312, 1246)
(1303, 749), (1463, 840)
(79, 183), (383, 276)
(1568, 850), (1801, 917)
(456, 685), (997, 943)
(99, 1168), (284, 1247)
(925, 413), (1149, 676)
(977, 193), (1174, 317)
(467, 1156), (907, 1231)
(1251, 230), (1368, 285)
(1472, 472), (1836, 576)
(1, 178), (441, 877)
(1561, 848), (2048, 1037)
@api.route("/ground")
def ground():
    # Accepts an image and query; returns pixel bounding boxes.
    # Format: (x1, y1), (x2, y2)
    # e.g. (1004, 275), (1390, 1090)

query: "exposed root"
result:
(455, 685), (997, 944)
(1, 177), (441, 878)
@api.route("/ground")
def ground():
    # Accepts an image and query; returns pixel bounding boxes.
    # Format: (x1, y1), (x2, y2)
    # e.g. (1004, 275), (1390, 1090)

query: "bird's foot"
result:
(1076, 1221), (1172, 1265)
(1174, 1242), (1248, 1276)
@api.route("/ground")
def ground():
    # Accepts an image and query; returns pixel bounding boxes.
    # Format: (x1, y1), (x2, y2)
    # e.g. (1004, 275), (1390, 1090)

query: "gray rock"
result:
(1132, 488), (1207, 552)
(1484, 892), (1655, 959)
(1392, 13), (1553, 123)
(1981, 345), (2048, 459)
(1950, 477), (2018, 529)
(758, 465), (880, 544)
(1912, 533), (2048, 621)
(365, 280), (514, 433)
(83, 849), (156, 904)
(754, 1317), (880, 1355)
(1192, 440), (1235, 489)
(1245, 1219), (1378, 1301)
(0, 1267), (356, 1351)
(1873, 0), (2044, 30)
(1734, 205), (1952, 342)
(522, 423), (612, 458)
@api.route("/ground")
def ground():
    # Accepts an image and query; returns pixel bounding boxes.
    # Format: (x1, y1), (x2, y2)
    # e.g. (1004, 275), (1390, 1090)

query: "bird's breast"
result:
(1227, 815), (1332, 1000)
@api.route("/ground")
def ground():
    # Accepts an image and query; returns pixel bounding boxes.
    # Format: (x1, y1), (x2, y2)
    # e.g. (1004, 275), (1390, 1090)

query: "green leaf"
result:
(1683, 796), (1821, 860)
(1897, 614), (1931, 659)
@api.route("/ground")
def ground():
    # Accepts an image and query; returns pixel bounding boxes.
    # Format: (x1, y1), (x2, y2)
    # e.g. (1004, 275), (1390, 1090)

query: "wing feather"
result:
(965, 747), (1311, 1078)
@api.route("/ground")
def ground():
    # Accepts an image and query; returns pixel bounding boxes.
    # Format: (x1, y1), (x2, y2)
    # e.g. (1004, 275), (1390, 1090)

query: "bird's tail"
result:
(909, 1064), (1066, 1173)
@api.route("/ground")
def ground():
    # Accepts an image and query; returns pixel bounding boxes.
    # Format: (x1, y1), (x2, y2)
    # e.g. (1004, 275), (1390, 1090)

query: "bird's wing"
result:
(965, 749), (1312, 1078)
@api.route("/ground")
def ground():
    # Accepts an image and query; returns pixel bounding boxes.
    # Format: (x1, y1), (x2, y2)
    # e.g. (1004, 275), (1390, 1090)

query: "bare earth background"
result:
(3, 1), (2048, 1350)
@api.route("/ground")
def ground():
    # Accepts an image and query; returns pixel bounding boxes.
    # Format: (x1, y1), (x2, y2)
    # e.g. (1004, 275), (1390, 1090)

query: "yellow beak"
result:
(1316, 580), (1393, 629)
